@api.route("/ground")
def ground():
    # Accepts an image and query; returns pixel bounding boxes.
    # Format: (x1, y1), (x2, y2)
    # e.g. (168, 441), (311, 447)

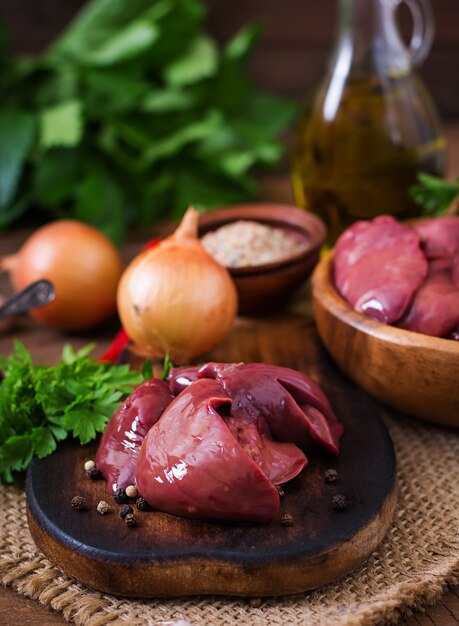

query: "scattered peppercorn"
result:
(248, 598), (262, 608)
(281, 513), (294, 527)
(114, 488), (128, 504)
(325, 469), (338, 483)
(119, 504), (134, 519)
(88, 467), (102, 480)
(71, 496), (87, 510)
(97, 500), (110, 515)
(135, 497), (150, 512)
(124, 513), (137, 527)
(126, 484), (138, 499)
(332, 494), (348, 510)
(277, 486), (285, 497)
(84, 460), (96, 472)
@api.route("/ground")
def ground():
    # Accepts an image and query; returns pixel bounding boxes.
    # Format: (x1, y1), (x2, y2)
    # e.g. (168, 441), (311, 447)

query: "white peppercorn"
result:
(97, 500), (110, 515)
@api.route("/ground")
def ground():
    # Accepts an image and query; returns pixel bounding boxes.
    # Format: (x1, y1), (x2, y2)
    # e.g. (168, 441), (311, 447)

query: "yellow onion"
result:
(117, 207), (238, 363)
(0, 220), (124, 331)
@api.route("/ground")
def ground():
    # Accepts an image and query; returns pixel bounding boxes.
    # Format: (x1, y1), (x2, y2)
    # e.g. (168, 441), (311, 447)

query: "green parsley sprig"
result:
(141, 351), (173, 381)
(410, 173), (459, 216)
(0, 0), (297, 243)
(0, 341), (143, 484)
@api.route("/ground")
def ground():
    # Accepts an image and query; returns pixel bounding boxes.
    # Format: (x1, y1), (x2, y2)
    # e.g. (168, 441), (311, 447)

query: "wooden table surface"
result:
(0, 126), (458, 625)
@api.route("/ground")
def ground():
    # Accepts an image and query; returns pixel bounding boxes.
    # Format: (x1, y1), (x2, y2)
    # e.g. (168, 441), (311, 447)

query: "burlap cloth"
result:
(0, 412), (457, 626)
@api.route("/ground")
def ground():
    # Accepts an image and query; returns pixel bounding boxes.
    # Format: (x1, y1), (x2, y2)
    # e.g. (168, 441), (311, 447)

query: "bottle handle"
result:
(402, 0), (435, 67)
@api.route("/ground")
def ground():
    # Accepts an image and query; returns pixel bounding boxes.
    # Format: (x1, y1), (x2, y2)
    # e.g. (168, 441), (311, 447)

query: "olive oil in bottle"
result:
(291, 0), (446, 244)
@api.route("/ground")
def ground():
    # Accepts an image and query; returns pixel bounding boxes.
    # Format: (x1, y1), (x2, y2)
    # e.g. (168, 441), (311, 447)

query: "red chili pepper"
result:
(98, 238), (161, 363)
(142, 238), (161, 251)
(98, 328), (130, 363)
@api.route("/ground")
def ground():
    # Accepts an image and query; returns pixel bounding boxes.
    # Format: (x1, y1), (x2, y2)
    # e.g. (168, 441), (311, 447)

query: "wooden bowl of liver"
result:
(312, 254), (459, 427)
(199, 204), (326, 316)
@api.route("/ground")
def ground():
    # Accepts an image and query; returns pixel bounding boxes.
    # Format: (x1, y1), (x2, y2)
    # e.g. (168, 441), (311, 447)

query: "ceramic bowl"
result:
(311, 254), (459, 427)
(198, 204), (326, 316)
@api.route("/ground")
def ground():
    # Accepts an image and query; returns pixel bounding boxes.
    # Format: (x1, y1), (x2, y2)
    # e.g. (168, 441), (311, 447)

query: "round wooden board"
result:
(26, 330), (397, 598)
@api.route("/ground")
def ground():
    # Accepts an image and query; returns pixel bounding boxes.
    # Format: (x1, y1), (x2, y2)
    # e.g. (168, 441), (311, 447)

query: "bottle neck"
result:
(334, 0), (410, 76)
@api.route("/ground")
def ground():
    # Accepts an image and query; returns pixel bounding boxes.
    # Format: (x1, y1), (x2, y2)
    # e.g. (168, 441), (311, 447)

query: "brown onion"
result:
(0, 220), (124, 330)
(117, 208), (238, 363)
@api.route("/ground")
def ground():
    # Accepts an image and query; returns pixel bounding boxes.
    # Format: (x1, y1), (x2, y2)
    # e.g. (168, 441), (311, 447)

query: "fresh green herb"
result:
(141, 352), (174, 381)
(0, 1), (297, 243)
(141, 358), (154, 381)
(410, 173), (459, 216)
(0, 341), (142, 484)
(160, 351), (173, 381)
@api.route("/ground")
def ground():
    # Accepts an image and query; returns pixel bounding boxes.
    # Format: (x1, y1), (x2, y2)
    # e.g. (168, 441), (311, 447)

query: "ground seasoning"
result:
(201, 220), (306, 268)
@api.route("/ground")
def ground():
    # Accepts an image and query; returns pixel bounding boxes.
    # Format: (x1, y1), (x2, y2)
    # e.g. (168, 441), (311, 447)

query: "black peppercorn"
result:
(124, 513), (137, 527)
(248, 598), (262, 608)
(71, 495), (87, 510)
(277, 486), (285, 497)
(325, 469), (338, 483)
(135, 497), (150, 511)
(332, 494), (348, 510)
(119, 504), (134, 519)
(281, 513), (294, 527)
(87, 467), (102, 480)
(114, 488), (128, 504)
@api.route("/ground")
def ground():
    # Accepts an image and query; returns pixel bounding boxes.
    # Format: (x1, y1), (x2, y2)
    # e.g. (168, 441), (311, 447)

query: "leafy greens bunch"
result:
(0, 0), (297, 243)
(410, 173), (459, 216)
(0, 341), (143, 484)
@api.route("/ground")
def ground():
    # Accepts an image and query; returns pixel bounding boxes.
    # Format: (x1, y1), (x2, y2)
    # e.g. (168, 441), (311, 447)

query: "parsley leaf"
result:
(0, 0), (297, 241)
(0, 109), (36, 210)
(141, 353), (173, 381)
(39, 100), (83, 149)
(160, 352), (173, 381)
(0, 341), (142, 484)
(141, 359), (154, 380)
(410, 173), (459, 216)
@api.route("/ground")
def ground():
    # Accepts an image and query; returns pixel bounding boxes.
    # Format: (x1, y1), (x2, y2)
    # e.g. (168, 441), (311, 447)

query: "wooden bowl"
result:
(199, 204), (326, 316)
(312, 254), (459, 427)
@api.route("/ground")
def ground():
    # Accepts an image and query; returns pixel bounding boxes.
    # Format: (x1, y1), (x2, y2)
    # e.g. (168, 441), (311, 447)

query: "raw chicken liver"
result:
(98, 363), (343, 523)
(398, 270), (459, 338)
(136, 379), (285, 523)
(415, 216), (459, 266)
(453, 253), (459, 288)
(334, 216), (428, 323)
(95, 379), (174, 492)
(138, 364), (342, 522)
(198, 362), (343, 455)
(334, 215), (459, 339)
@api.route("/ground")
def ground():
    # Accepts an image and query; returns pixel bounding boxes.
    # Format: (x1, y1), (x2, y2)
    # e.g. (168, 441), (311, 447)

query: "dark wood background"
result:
(0, 0), (458, 117)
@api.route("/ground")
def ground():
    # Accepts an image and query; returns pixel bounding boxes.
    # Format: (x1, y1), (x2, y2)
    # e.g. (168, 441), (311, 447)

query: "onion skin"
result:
(117, 209), (238, 363)
(2, 220), (124, 331)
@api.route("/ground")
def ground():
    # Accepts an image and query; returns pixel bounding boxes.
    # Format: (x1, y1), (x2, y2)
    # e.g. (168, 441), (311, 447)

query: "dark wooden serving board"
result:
(26, 315), (397, 598)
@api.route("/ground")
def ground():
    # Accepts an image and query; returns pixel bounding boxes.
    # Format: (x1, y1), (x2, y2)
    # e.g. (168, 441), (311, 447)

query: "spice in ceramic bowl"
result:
(201, 220), (307, 268)
(198, 204), (327, 315)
